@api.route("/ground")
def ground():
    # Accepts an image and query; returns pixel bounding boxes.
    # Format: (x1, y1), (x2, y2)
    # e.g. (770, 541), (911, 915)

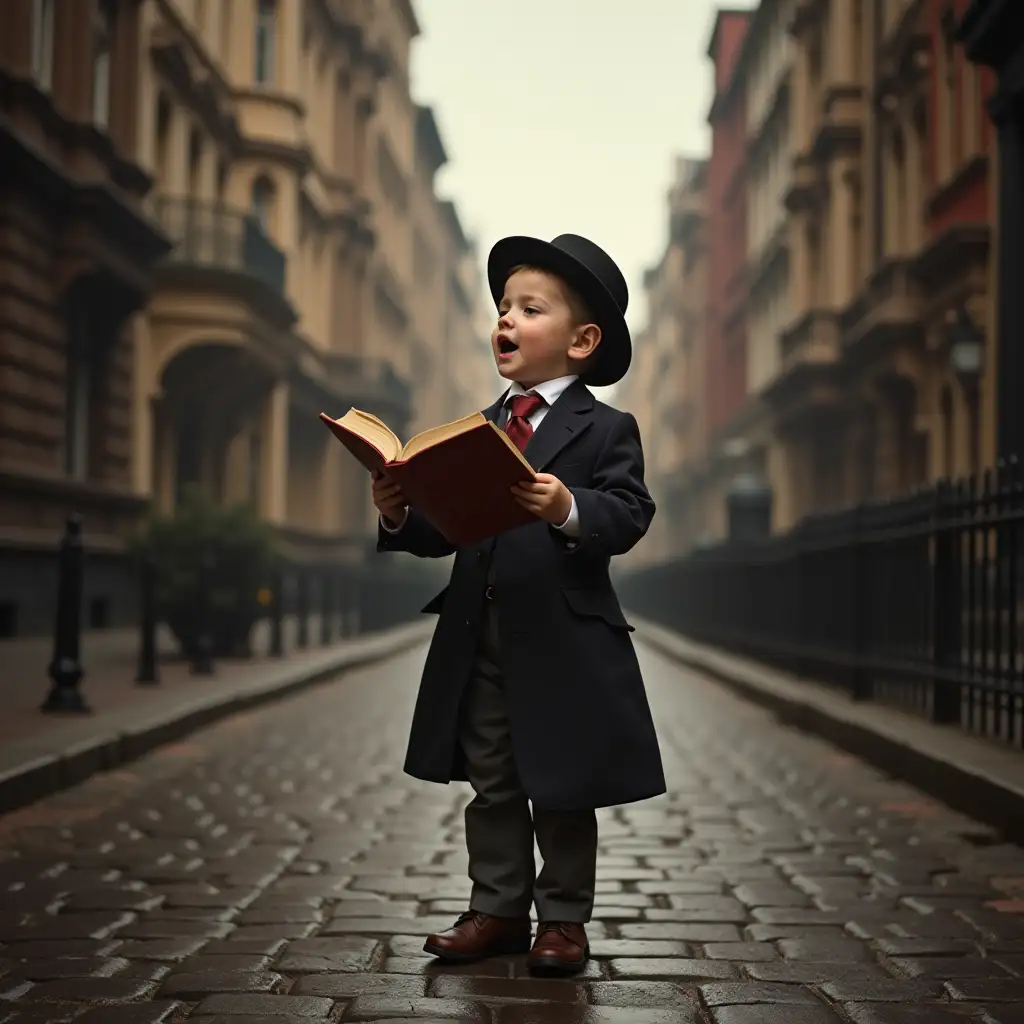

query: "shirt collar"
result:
(505, 375), (579, 407)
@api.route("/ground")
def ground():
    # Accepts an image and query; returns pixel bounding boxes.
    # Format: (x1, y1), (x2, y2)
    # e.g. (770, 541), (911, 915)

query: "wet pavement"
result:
(2, 640), (1024, 1022)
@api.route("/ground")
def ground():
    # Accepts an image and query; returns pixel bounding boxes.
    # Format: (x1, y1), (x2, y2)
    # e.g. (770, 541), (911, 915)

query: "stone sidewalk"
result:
(0, 616), (433, 815)
(0, 616), (332, 746)
(2, 641), (1024, 1022)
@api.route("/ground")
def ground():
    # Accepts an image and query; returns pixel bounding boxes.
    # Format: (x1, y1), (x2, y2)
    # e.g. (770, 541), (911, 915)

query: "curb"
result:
(0, 620), (434, 816)
(632, 615), (1024, 846)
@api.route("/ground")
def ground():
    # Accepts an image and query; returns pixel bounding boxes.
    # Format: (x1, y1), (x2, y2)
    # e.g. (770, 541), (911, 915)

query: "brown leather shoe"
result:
(528, 921), (589, 974)
(423, 910), (532, 962)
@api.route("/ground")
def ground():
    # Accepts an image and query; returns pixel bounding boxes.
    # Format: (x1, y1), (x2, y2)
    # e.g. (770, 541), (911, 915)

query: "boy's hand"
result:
(511, 473), (573, 526)
(372, 470), (408, 526)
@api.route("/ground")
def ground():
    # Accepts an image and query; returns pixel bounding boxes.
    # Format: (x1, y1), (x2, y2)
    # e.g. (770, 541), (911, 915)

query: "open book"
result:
(319, 408), (539, 546)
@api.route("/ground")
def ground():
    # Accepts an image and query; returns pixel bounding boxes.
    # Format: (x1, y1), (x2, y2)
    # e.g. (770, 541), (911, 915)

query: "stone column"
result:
(260, 382), (289, 524)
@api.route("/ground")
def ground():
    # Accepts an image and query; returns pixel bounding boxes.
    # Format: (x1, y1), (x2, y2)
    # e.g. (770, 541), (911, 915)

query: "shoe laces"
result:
(536, 921), (576, 939)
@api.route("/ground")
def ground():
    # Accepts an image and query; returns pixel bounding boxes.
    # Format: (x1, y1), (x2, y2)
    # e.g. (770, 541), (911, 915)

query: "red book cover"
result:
(319, 410), (539, 546)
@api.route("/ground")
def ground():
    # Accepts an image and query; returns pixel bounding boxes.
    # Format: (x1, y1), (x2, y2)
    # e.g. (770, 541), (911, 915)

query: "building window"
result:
(31, 0), (55, 90)
(254, 0), (277, 85)
(92, 0), (116, 128)
(251, 175), (276, 232)
(64, 304), (95, 480)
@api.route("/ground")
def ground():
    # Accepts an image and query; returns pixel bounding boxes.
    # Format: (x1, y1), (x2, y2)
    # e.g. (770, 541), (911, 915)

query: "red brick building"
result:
(704, 9), (752, 443)
(926, 0), (995, 235)
(917, 0), (998, 475)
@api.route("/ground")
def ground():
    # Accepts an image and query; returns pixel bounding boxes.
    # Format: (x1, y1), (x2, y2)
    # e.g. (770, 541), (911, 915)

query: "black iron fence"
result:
(35, 515), (449, 711)
(617, 459), (1024, 747)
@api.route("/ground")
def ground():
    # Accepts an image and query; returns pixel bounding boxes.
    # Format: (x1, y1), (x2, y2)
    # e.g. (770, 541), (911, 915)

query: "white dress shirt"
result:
(380, 374), (581, 536)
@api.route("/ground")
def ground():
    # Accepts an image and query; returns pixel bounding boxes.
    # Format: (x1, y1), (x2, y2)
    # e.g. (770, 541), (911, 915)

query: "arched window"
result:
(250, 175), (275, 232)
(254, 0), (277, 85)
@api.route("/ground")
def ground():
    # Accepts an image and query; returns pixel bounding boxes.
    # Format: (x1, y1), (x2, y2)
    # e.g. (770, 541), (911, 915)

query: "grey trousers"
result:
(458, 601), (598, 923)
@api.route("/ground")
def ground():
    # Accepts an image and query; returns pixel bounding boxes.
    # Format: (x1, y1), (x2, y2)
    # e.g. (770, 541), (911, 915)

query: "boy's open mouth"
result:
(498, 337), (518, 355)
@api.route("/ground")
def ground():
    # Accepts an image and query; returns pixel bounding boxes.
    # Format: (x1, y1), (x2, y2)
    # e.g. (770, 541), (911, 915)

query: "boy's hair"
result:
(507, 264), (595, 327)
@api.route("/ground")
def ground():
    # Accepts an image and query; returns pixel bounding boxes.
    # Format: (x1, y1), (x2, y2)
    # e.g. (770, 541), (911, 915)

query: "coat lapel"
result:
(522, 379), (594, 471)
(482, 388), (509, 425)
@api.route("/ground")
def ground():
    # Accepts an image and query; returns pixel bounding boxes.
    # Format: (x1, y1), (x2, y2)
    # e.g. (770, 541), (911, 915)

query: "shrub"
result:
(133, 486), (278, 659)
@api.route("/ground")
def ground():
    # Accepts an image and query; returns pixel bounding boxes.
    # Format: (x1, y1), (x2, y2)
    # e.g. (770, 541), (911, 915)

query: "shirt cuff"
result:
(553, 494), (580, 537)
(380, 509), (408, 533)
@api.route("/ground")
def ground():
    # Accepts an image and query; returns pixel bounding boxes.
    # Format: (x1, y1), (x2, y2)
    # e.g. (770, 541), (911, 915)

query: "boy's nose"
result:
(497, 312), (514, 330)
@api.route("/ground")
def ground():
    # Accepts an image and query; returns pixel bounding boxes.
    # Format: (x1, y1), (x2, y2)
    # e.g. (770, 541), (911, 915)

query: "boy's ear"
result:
(568, 323), (602, 364)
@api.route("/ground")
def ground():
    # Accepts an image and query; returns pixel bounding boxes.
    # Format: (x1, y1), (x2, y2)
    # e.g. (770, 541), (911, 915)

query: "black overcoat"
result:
(377, 379), (666, 811)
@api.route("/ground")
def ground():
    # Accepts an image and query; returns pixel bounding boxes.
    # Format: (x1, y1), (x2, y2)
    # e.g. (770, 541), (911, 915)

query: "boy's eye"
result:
(524, 306), (539, 315)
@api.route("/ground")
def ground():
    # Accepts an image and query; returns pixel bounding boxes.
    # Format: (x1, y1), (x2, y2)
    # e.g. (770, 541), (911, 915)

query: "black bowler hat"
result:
(487, 233), (631, 387)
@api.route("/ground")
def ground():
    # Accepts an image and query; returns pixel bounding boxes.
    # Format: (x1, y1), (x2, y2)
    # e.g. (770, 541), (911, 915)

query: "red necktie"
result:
(504, 393), (545, 453)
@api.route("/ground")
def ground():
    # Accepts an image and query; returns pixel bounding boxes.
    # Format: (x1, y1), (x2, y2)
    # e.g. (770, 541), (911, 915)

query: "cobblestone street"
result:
(4, 641), (1024, 1023)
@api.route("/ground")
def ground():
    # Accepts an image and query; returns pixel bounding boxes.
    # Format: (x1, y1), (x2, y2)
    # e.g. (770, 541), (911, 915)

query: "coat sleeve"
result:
(555, 411), (655, 560)
(377, 508), (457, 559)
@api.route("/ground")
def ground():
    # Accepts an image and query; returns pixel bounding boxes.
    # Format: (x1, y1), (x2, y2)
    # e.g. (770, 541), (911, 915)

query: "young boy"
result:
(372, 233), (665, 976)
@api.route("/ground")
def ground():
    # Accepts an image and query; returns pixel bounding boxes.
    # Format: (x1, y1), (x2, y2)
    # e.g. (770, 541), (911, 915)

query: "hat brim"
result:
(487, 236), (631, 387)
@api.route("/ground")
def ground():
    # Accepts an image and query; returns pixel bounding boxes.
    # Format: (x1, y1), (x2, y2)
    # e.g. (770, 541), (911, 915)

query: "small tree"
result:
(134, 486), (279, 659)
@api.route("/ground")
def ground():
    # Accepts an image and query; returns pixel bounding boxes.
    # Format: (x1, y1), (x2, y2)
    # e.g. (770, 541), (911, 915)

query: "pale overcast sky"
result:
(411, 0), (739, 374)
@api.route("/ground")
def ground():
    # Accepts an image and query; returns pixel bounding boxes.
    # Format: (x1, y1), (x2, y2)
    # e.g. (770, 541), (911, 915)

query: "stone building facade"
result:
(0, 0), (488, 636)
(0, 0), (172, 636)
(764, 0), (996, 528)
(617, 157), (709, 567)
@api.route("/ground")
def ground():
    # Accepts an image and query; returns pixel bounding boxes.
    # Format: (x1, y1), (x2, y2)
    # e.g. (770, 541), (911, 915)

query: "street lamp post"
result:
(42, 515), (91, 713)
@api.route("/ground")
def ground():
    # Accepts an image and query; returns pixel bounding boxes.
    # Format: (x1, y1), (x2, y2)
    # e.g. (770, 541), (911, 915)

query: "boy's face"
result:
(491, 268), (601, 388)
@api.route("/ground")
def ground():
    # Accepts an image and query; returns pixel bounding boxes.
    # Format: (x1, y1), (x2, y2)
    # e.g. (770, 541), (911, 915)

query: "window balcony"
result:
(154, 197), (289, 298)
(840, 258), (923, 357)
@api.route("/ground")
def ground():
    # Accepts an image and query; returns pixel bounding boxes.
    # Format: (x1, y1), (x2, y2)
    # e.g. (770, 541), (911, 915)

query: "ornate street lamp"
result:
(947, 305), (984, 387)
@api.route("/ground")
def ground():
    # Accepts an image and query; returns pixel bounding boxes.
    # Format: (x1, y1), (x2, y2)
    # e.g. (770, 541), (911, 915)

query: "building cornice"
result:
(415, 105), (448, 175)
(705, 7), (754, 124)
(394, 0), (421, 39)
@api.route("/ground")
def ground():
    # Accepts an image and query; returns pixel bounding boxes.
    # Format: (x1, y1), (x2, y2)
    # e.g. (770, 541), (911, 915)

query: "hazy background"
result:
(412, 0), (733, 397)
